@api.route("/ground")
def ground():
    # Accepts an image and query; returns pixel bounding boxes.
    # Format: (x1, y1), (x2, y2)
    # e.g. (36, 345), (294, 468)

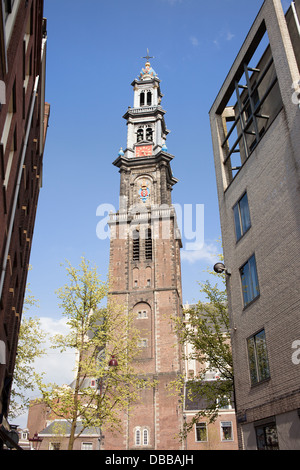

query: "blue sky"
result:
(28, 0), (280, 314)
(21, 0), (292, 403)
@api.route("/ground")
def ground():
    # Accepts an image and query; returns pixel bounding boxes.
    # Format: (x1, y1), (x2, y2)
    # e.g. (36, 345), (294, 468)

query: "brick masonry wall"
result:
(209, 0), (300, 449)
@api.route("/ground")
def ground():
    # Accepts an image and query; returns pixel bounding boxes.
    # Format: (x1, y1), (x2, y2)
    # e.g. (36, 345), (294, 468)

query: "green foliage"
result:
(37, 257), (149, 450)
(9, 284), (47, 419)
(172, 259), (234, 439)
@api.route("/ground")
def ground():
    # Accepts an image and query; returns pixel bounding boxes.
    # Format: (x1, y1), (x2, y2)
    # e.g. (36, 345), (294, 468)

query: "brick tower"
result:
(106, 54), (184, 450)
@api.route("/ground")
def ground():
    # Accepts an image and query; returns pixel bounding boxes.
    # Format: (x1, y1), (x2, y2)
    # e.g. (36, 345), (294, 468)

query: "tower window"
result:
(133, 230), (140, 261)
(145, 228), (152, 260)
(137, 128), (144, 142)
(140, 92), (145, 107)
(146, 127), (153, 141)
(147, 91), (152, 106)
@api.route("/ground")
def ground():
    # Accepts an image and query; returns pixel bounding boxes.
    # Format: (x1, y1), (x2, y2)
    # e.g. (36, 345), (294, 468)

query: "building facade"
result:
(0, 0), (49, 448)
(209, 0), (300, 450)
(104, 57), (184, 450)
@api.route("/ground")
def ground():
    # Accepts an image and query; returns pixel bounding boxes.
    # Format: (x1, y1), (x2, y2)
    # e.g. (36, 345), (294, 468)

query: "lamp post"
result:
(29, 432), (43, 450)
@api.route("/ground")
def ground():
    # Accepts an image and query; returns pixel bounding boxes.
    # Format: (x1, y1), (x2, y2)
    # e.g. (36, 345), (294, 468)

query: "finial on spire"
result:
(141, 48), (154, 63)
(139, 49), (158, 80)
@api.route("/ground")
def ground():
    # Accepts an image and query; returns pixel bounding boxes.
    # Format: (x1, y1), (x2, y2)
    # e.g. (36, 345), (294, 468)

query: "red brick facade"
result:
(0, 0), (49, 444)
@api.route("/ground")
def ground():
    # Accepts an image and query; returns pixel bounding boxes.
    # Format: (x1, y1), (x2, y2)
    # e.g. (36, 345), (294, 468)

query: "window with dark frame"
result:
(240, 254), (259, 307)
(255, 419), (279, 450)
(233, 192), (251, 241)
(247, 329), (270, 385)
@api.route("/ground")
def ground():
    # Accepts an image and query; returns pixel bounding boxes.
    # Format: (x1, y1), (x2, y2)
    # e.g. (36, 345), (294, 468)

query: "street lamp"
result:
(29, 432), (43, 450)
(108, 355), (118, 367)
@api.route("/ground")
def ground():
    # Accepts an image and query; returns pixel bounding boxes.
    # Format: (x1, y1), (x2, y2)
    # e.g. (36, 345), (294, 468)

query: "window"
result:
(147, 91), (152, 106)
(255, 419), (279, 450)
(216, 27), (283, 187)
(195, 423), (207, 442)
(137, 128), (144, 142)
(143, 429), (149, 445)
(133, 230), (140, 261)
(81, 442), (93, 450)
(240, 254), (259, 307)
(145, 228), (152, 260)
(220, 421), (233, 441)
(247, 329), (270, 385)
(137, 310), (147, 319)
(146, 127), (153, 141)
(49, 442), (60, 450)
(4, 0), (15, 21)
(135, 429), (141, 445)
(135, 427), (149, 446)
(233, 192), (251, 240)
(138, 339), (148, 348)
(140, 92), (145, 107)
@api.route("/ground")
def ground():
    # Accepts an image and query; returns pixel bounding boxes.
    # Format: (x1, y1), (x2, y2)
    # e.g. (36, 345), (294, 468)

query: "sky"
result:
(16, 0), (291, 426)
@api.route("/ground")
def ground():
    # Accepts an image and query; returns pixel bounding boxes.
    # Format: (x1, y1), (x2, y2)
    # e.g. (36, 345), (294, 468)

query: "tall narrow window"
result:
(247, 329), (270, 385)
(146, 127), (153, 141)
(143, 429), (149, 445)
(140, 92), (145, 107)
(147, 91), (152, 106)
(135, 429), (141, 446)
(133, 230), (140, 261)
(137, 128), (144, 142)
(145, 228), (152, 260)
(240, 254), (259, 307)
(233, 192), (251, 241)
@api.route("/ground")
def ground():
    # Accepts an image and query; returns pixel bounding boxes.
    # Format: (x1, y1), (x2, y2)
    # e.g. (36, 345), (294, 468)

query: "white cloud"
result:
(34, 317), (76, 387)
(190, 36), (199, 47)
(181, 241), (219, 264)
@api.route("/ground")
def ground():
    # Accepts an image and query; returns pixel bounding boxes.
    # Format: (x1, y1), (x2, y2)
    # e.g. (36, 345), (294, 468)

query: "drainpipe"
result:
(0, 75), (40, 303)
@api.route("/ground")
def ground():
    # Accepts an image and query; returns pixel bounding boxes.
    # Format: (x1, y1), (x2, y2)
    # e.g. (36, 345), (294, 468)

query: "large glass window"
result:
(233, 192), (251, 240)
(240, 254), (259, 307)
(255, 420), (279, 450)
(247, 329), (270, 385)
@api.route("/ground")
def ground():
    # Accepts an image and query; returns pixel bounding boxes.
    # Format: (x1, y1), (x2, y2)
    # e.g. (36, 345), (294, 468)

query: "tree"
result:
(173, 259), (234, 438)
(9, 284), (47, 419)
(37, 257), (148, 450)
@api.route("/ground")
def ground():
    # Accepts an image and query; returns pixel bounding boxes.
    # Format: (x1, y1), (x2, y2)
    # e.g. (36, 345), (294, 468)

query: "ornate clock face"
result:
(135, 145), (152, 157)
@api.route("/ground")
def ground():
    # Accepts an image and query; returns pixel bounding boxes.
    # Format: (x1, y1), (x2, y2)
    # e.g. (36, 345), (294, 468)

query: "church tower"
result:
(106, 54), (184, 450)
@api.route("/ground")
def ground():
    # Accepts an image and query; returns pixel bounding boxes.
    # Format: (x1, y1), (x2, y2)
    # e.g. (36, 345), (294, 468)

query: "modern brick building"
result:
(104, 55), (184, 450)
(0, 0), (49, 449)
(209, 0), (300, 450)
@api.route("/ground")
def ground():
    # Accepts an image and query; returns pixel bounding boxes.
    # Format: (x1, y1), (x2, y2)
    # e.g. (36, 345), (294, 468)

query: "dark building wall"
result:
(0, 0), (49, 436)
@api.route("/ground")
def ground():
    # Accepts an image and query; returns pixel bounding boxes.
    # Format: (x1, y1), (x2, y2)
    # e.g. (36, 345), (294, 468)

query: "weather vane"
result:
(142, 48), (154, 62)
